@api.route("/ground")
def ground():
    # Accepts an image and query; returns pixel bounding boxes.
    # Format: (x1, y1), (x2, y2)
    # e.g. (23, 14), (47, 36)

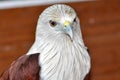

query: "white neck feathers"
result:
(27, 30), (90, 80)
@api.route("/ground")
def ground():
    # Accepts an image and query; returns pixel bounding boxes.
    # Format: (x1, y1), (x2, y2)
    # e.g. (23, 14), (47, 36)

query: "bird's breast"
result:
(39, 40), (90, 80)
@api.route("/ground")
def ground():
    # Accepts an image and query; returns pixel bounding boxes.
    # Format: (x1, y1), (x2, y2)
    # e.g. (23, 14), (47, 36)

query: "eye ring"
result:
(49, 20), (57, 27)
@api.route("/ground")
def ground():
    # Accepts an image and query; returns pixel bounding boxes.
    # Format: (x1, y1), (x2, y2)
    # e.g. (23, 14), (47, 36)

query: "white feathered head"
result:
(36, 4), (83, 42)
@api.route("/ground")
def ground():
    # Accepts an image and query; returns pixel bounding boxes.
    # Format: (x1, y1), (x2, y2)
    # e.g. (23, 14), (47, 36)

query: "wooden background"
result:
(0, 1), (120, 80)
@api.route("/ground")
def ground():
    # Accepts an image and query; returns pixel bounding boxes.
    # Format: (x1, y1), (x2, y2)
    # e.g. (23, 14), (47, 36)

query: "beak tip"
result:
(63, 20), (73, 41)
(64, 26), (73, 41)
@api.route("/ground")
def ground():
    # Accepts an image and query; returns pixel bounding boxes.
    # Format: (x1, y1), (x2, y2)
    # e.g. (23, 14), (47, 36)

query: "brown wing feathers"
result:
(0, 53), (40, 80)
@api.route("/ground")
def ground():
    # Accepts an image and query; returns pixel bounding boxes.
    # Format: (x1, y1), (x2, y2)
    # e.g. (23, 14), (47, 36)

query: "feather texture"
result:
(0, 53), (40, 80)
(27, 4), (91, 80)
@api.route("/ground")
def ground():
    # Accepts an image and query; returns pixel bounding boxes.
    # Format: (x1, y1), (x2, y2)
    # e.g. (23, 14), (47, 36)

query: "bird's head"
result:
(36, 4), (81, 42)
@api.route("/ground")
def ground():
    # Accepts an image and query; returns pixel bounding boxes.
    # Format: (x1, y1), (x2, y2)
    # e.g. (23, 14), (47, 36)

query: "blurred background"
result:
(0, 0), (120, 80)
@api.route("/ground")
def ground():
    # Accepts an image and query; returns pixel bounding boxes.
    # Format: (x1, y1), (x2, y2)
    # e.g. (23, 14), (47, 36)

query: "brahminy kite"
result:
(0, 4), (91, 80)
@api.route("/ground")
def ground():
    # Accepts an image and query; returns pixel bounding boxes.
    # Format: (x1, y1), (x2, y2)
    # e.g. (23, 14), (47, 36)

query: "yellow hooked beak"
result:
(63, 20), (73, 40)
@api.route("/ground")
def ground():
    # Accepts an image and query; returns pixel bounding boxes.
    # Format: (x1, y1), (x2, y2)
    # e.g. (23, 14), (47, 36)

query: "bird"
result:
(0, 4), (90, 80)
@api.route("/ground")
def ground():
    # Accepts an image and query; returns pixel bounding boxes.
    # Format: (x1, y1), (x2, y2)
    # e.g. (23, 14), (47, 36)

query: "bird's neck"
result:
(35, 34), (90, 80)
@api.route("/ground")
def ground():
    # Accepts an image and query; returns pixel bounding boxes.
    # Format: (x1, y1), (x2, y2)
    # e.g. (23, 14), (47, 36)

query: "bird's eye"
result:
(73, 17), (77, 22)
(49, 20), (57, 27)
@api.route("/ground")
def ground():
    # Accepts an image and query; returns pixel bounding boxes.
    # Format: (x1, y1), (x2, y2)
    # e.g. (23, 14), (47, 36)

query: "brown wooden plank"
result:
(84, 31), (120, 48)
(0, 1), (120, 80)
(91, 45), (120, 67)
(82, 22), (120, 36)
(71, 1), (120, 26)
(90, 45), (120, 80)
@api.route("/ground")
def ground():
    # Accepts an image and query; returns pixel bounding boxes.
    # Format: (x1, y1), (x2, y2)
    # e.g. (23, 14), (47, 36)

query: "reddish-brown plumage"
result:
(0, 53), (40, 80)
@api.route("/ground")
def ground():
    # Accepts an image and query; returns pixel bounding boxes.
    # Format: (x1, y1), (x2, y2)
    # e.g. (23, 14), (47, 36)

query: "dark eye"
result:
(49, 20), (57, 27)
(73, 17), (77, 22)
